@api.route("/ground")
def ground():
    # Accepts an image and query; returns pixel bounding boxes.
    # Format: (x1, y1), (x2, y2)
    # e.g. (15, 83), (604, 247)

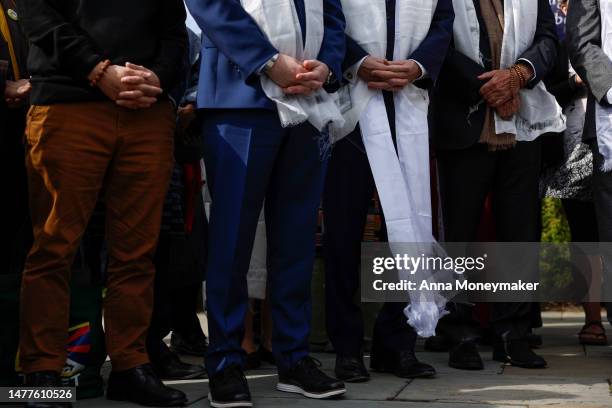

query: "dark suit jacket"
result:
(185, 0), (346, 111)
(545, 43), (586, 109)
(342, 0), (454, 87)
(567, 0), (612, 142)
(430, 0), (559, 150)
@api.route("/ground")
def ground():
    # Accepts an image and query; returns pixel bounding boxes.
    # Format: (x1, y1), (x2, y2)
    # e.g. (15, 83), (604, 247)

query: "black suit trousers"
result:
(436, 140), (542, 339)
(323, 128), (416, 357)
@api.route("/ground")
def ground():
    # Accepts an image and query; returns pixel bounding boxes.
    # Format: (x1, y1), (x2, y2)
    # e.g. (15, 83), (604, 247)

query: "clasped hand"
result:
(5, 79), (31, 108)
(266, 54), (329, 96)
(477, 65), (533, 120)
(93, 62), (162, 109)
(358, 56), (422, 92)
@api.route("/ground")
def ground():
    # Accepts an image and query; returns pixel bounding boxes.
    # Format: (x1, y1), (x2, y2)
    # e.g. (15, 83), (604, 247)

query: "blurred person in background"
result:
(541, 0), (607, 346)
(0, 0), (30, 387)
(1, 0), (30, 273)
(567, 0), (612, 331)
(242, 212), (275, 370)
(147, 28), (209, 381)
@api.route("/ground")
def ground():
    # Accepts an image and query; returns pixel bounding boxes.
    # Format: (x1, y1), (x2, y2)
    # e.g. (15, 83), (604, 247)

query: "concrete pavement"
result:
(78, 311), (612, 408)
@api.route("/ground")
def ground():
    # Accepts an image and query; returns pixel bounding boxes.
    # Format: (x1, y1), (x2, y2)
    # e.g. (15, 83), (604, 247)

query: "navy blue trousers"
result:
(201, 109), (326, 374)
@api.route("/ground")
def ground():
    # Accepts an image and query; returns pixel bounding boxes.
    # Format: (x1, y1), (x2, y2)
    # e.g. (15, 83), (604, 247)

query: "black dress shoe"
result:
(152, 346), (207, 380)
(334, 355), (370, 382)
(24, 371), (72, 408)
(526, 332), (543, 349)
(493, 339), (547, 368)
(107, 363), (187, 406)
(370, 348), (436, 379)
(448, 341), (484, 370)
(257, 346), (276, 365)
(277, 356), (346, 399)
(170, 331), (208, 357)
(244, 351), (261, 370)
(208, 364), (252, 408)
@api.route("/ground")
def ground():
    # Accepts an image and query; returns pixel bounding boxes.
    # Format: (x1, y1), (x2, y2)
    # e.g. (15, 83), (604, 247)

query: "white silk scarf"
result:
(339, 0), (452, 337)
(240, 0), (344, 132)
(452, 0), (566, 141)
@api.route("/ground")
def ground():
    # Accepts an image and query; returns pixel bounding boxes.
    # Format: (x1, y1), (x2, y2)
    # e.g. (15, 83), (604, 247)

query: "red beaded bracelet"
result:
(89, 60), (111, 87)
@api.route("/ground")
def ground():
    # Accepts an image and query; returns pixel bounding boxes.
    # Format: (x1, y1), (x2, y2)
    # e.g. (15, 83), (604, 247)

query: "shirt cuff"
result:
(344, 56), (368, 84)
(606, 87), (612, 105)
(517, 58), (537, 83)
(257, 53), (280, 76)
(409, 59), (428, 80)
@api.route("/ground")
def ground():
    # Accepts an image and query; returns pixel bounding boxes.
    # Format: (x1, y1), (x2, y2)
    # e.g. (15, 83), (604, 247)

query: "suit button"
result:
(347, 73), (353, 80)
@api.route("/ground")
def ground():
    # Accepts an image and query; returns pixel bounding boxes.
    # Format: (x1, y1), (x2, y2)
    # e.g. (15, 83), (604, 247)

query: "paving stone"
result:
(74, 312), (612, 407)
(187, 396), (523, 408)
(395, 373), (610, 406)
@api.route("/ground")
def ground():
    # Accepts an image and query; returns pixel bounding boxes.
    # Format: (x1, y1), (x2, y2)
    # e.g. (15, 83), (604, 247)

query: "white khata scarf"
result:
(240, 0), (344, 133)
(338, 0), (436, 245)
(339, 0), (455, 338)
(596, 0), (612, 172)
(452, 0), (566, 140)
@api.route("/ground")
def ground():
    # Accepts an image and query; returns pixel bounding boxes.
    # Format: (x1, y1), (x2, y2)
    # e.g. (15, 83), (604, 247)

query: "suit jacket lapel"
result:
(294, 0), (306, 45)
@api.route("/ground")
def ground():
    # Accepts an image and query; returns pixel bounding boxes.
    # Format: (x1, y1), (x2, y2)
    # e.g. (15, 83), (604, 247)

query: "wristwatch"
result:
(263, 54), (280, 74)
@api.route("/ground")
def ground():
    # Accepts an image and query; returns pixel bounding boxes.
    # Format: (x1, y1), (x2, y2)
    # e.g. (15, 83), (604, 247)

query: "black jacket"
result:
(17, 0), (188, 105)
(545, 43), (587, 109)
(430, 0), (559, 150)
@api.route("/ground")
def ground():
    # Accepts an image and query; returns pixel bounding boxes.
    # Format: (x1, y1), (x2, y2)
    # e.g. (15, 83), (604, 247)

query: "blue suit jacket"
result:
(343, 0), (454, 86)
(185, 0), (346, 110)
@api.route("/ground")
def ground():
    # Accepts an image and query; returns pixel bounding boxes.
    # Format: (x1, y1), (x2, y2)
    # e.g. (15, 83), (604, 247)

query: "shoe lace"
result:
(224, 364), (247, 385)
(297, 356), (326, 379)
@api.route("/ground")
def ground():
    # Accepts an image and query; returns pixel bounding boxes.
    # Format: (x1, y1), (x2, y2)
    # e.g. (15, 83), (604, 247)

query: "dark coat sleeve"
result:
(16, 0), (101, 79)
(407, 0), (454, 83)
(437, 44), (487, 106)
(567, 0), (612, 103)
(517, 0), (560, 87)
(317, 0), (347, 82)
(185, 0), (278, 81)
(543, 43), (585, 108)
(150, 0), (188, 90)
(341, 35), (368, 74)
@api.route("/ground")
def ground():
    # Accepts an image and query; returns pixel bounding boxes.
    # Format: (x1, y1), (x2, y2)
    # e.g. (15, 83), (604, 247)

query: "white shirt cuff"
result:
(344, 56), (368, 84)
(517, 58), (537, 83)
(606, 87), (612, 104)
(258, 53), (279, 76)
(408, 59), (428, 80)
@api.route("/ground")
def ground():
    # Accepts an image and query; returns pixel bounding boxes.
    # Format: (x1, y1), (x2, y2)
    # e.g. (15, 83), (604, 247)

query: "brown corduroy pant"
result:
(19, 101), (175, 373)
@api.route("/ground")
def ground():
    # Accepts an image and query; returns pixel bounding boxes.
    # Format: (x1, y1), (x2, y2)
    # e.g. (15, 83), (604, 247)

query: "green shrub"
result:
(540, 198), (573, 294)
(541, 198), (571, 243)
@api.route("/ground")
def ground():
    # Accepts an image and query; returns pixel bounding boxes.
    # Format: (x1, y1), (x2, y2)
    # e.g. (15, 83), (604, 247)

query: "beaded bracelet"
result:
(510, 65), (525, 90)
(89, 59), (111, 87)
(508, 68), (518, 95)
(512, 64), (529, 89)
